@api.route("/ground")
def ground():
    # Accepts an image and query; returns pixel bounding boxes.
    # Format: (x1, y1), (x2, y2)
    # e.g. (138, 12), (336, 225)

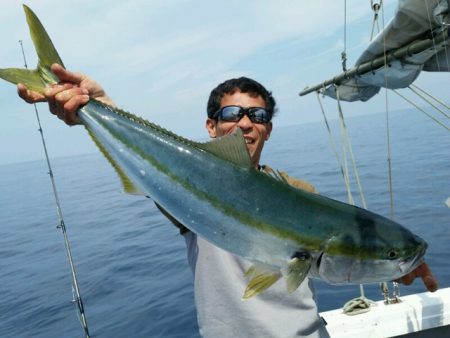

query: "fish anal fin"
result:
(286, 253), (312, 293)
(242, 264), (281, 300)
(86, 128), (143, 195)
(197, 129), (252, 168)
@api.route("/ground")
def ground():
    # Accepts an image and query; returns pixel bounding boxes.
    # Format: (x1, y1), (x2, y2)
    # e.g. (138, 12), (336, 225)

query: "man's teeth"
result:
(245, 139), (253, 144)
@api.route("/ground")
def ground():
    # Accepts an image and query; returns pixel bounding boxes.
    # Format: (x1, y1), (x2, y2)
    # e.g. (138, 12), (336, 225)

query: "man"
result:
(18, 64), (438, 337)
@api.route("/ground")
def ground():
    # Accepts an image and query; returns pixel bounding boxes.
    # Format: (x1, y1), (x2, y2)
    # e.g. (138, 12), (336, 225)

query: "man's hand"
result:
(396, 262), (438, 292)
(17, 63), (115, 125)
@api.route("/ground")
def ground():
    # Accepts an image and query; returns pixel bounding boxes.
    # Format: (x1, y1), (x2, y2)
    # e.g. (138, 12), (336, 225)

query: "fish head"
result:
(315, 213), (428, 284)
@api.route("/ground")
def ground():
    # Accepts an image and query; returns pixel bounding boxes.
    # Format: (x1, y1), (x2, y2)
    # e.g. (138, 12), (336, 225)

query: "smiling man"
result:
(206, 77), (273, 167)
(17, 66), (437, 338)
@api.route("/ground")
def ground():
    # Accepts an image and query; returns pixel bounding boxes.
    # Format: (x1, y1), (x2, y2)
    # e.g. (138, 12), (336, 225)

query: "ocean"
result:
(0, 109), (449, 337)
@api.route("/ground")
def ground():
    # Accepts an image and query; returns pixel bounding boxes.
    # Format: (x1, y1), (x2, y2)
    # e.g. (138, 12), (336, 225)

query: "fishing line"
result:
(18, 40), (91, 338)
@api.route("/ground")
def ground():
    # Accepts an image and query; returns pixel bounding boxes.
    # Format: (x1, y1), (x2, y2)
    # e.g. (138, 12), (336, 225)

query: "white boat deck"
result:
(321, 287), (450, 338)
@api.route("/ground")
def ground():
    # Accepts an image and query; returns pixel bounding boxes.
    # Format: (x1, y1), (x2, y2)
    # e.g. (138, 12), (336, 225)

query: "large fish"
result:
(1, 5), (427, 299)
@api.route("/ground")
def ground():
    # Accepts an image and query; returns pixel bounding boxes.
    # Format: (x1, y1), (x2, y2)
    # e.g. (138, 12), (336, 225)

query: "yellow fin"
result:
(86, 128), (143, 195)
(244, 264), (275, 278)
(197, 129), (252, 168)
(286, 253), (311, 293)
(0, 6), (63, 93)
(242, 270), (281, 300)
(0, 68), (47, 93)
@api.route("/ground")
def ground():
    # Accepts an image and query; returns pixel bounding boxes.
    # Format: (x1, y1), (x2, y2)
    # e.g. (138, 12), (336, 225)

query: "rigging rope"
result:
(393, 89), (450, 131)
(425, 0), (442, 72)
(378, 1), (401, 302)
(438, 0), (450, 72)
(370, 0), (382, 40)
(410, 84), (450, 111)
(316, 92), (354, 202)
(341, 0), (348, 71)
(408, 86), (450, 119)
(335, 86), (375, 314)
(336, 89), (367, 209)
(18, 41), (91, 338)
(380, 1), (395, 221)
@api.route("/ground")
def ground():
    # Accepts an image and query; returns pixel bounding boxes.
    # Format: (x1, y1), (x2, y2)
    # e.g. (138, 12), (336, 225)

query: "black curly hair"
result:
(207, 77), (277, 120)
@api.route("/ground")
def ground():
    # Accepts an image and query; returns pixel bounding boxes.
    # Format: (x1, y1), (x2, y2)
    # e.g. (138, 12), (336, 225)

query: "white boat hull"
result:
(321, 287), (450, 337)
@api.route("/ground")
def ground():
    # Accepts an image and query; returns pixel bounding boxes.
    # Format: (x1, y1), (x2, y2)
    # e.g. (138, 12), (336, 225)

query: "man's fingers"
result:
(45, 87), (88, 125)
(63, 95), (89, 125)
(54, 87), (85, 106)
(398, 273), (414, 285)
(51, 63), (86, 85)
(417, 263), (438, 292)
(17, 84), (46, 103)
(397, 262), (439, 292)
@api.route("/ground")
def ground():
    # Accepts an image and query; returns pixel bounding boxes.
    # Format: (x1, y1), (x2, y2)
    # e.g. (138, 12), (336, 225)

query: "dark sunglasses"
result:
(213, 105), (272, 124)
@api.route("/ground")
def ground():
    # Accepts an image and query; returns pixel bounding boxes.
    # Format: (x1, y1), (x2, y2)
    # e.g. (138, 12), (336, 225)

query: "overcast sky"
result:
(0, 0), (448, 165)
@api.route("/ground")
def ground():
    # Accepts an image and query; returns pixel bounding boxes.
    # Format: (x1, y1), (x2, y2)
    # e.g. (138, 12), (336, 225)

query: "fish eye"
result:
(387, 249), (398, 260)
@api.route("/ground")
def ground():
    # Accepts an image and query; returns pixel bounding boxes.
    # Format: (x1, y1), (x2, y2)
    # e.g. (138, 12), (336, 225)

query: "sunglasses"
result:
(213, 105), (272, 124)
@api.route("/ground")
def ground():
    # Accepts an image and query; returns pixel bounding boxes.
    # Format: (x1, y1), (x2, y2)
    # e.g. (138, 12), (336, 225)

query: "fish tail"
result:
(0, 5), (64, 93)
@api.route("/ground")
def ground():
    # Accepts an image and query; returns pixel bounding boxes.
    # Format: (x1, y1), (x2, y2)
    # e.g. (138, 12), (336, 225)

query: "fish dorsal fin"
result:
(86, 128), (144, 195)
(286, 252), (311, 293)
(242, 264), (281, 300)
(197, 129), (253, 168)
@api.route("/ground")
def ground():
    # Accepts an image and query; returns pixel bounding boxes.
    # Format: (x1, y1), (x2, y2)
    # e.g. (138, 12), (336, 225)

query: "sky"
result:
(0, 0), (448, 165)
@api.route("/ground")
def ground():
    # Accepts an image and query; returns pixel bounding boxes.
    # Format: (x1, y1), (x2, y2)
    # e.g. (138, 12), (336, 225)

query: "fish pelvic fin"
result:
(286, 253), (312, 293)
(0, 5), (64, 93)
(242, 265), (281, 300)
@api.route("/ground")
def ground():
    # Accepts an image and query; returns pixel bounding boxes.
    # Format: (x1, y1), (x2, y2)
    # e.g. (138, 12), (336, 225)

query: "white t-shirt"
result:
(184, 232), (330, 338)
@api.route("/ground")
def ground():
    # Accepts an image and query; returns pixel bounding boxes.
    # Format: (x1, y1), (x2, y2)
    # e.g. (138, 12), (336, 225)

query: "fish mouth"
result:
(399, 241), (428, 273)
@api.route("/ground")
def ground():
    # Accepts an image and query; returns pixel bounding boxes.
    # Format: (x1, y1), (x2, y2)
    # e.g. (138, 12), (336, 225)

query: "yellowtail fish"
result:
(0, 5), (427, 299)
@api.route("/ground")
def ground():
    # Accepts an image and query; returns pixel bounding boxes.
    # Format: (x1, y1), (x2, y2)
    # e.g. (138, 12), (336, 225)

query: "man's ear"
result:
(206, 118), (218, 138)
(265, 122), (273, 140)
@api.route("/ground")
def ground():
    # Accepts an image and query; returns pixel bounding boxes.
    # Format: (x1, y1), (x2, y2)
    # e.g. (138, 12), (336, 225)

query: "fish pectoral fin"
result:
(197, 129), (253, 168)
(242, 270), (281, 300)
(286, 253), (312, 293)
(244, 263), (275, 278)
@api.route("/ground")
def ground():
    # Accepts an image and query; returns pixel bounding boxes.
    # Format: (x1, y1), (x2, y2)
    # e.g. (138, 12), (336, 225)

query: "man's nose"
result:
(237, 114), (253, 130)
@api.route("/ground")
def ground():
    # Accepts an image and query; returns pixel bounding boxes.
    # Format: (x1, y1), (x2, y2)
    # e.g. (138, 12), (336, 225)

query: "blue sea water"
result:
(0, 109), (449, 337)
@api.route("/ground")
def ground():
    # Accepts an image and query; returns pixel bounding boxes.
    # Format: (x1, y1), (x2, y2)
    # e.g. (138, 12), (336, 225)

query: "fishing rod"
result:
(18, 40), (91, 338)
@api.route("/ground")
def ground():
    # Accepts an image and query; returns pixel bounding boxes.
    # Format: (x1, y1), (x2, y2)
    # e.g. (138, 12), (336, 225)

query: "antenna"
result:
(18, 40), (91, 338)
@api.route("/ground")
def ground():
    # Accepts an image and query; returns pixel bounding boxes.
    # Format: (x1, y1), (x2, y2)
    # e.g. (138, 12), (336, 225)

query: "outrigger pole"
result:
(299, 26), (449, 97)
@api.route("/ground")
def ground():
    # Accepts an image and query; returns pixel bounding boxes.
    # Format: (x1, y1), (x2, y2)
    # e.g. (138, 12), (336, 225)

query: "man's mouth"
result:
(244, 138), (254, 144)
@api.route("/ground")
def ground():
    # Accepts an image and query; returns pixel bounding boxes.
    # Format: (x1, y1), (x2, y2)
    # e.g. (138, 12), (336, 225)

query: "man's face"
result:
(206, 90), (272, 167)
